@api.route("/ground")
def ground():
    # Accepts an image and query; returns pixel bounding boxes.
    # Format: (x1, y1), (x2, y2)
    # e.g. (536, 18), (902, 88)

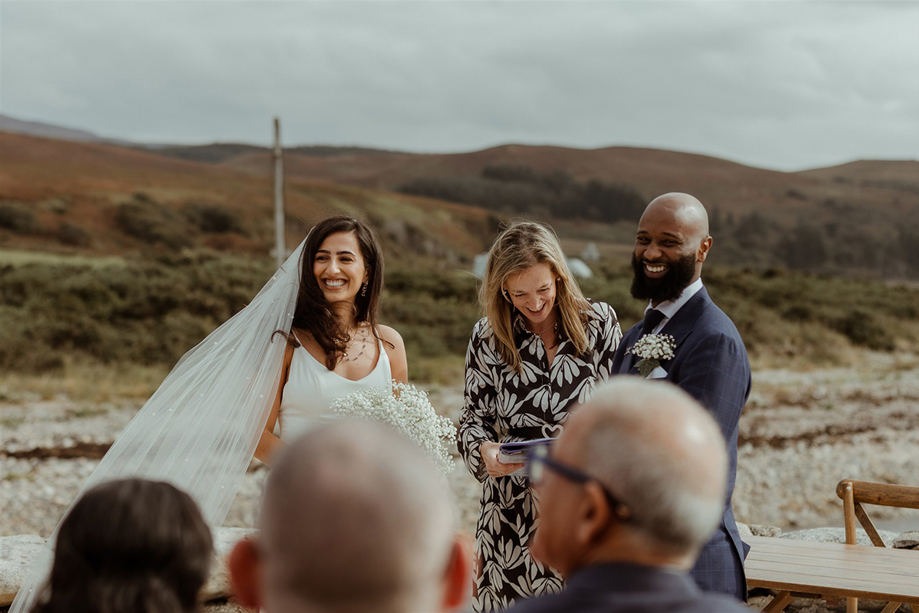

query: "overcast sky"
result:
(1, 1), (917, 171)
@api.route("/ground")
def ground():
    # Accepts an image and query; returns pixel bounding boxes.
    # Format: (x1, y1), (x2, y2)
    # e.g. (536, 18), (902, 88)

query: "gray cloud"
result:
(1, 1), (917, 170)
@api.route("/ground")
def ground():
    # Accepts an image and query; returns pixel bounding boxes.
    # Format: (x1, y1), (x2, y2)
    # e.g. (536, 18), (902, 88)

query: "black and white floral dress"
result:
(458, 301), (621, 612)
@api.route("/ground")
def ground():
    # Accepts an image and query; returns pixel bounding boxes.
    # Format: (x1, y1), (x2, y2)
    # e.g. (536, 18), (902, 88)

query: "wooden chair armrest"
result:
(836, 480), (919, 509)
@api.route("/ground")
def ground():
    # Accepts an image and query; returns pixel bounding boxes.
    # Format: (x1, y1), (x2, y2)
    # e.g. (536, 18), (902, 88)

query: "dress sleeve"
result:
(592, 301), (623, 381)
(458, 320), (500, 483)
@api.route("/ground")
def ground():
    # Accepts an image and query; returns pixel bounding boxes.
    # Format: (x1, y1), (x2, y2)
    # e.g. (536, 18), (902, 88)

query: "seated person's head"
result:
(32, 478), (213, 613)
(230, 420), (470, 613)
(532, 378), (728, 577)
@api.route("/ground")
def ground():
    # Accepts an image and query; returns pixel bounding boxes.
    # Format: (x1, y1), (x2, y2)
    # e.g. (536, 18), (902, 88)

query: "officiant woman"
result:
(458, 221), (622, 612)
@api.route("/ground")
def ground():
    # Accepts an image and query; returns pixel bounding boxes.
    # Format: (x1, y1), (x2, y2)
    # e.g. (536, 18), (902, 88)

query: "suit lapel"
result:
(658, 287), (712, 352)
(620, 287), (713, 375)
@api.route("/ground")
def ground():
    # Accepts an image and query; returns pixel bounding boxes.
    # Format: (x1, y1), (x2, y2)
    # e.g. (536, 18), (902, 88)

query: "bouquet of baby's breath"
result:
(331, 382), (457, 476)
(627, 333), (677, 378)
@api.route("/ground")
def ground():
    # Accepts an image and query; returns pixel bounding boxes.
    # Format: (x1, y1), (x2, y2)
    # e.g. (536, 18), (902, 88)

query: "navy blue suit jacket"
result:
(506, 562), (750, 613)
(611, 286), (751, 600)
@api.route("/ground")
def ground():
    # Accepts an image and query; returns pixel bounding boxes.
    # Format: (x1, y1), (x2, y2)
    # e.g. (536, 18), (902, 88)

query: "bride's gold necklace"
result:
(342, 326), (369, 362)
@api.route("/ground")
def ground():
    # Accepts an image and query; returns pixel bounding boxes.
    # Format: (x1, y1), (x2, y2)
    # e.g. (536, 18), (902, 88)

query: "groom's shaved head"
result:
(632, 192), (713, 304)
(257, 421), (456, 613)
(642, 192), (710, 246)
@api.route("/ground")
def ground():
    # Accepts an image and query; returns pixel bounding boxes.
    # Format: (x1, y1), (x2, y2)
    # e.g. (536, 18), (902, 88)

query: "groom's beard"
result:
(630, 252), (697, 304)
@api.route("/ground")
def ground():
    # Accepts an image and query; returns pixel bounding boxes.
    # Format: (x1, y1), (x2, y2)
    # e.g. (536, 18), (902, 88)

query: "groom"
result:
(611, 192), (751, 601)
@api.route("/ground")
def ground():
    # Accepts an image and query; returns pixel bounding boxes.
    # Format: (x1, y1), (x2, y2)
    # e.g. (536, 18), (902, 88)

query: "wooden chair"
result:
(836, 479), (919, 613)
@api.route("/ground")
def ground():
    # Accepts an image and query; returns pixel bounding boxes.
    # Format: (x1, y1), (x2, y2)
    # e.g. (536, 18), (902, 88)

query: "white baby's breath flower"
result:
(626, 334), (677, 378)
(331, 382), (457, 476)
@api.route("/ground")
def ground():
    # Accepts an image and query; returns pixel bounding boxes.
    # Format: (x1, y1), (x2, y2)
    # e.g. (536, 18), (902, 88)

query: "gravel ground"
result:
(4, 357), (919, 537)
(7, 355), (919, 536)
(3, 356), (919, 613)
(0, 387), (482, 538)
(734, 354), (919, 531)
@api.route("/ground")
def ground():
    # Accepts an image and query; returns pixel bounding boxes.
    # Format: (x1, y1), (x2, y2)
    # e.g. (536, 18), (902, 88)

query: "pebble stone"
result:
(2, 358), (919, 613)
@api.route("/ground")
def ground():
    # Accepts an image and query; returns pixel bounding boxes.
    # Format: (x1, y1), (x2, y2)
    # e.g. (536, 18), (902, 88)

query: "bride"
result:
(256, 216), (407, 464)
(11, 216), (407, 612)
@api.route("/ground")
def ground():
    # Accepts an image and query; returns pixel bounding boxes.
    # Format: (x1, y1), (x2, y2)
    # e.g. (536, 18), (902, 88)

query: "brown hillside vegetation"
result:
(209, 144), (919, 224)
(0, 132), (496, 260)
(225, 145), (795, 212)
(156, 141), (919, 277)
(3, 131), (919, 277)
(2, 132), (919, 384)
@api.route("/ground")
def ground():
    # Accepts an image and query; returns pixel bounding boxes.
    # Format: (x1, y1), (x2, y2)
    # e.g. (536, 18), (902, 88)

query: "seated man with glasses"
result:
(509, 378), (749, 613)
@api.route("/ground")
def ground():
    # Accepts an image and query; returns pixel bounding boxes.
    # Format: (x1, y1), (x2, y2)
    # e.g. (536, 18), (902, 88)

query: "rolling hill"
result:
(159, 141), (919, 230)
(2, 127), (918, 277)
(0, 131), (497, 262)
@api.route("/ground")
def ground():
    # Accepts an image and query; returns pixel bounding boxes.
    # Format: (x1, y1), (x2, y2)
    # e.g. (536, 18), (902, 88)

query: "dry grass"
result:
(0, 248), (125, 268)
(0, 359), (168, 403)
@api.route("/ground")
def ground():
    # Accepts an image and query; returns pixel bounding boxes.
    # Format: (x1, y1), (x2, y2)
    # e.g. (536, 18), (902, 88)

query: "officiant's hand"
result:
(481, 441), (525, 478)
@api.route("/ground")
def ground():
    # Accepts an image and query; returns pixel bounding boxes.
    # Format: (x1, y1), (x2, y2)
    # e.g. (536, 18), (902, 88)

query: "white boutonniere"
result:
(627, 334), (676, 378)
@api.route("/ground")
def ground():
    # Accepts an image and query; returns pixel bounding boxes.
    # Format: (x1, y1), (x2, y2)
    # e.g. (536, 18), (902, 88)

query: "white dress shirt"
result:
(645, 277), (704, 334)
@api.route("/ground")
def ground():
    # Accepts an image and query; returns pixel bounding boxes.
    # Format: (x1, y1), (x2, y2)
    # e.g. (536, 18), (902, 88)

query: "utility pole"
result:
(273, 117), (286, 268)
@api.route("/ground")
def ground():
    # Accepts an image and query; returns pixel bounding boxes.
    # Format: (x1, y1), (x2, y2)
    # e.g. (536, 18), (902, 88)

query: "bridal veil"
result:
(10, 239), (307, 612)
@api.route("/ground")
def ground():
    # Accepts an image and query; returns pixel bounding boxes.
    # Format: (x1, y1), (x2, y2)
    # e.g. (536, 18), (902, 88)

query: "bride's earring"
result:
(361, 282), (368, 297)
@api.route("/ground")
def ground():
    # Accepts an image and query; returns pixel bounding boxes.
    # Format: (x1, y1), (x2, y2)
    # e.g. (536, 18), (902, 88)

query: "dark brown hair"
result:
(290, 216), (386, 369)
(31, 478), (213, 613)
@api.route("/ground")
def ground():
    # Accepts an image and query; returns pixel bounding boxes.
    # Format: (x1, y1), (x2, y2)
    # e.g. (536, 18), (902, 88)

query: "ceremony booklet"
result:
(498, 437), (555, 466)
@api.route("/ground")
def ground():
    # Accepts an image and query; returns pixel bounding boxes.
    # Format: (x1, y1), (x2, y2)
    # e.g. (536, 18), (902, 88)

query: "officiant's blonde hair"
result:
(482, 221), (591, 372)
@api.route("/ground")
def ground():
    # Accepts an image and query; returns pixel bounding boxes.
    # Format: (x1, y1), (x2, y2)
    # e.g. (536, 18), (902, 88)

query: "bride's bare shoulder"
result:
(376, 325), (404, 347)
(376, 325), (407, 382)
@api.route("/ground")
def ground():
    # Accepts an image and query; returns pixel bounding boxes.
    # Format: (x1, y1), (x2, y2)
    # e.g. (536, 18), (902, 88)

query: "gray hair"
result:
(259, 420), (456, 613)
(580, 379), (727, 555)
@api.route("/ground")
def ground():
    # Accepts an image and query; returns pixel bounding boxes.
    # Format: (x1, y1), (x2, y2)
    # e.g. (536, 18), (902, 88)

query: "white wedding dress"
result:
(279, 333), (392, 442)
(9, 237), (397, 613)
(12, 240), (304, 613)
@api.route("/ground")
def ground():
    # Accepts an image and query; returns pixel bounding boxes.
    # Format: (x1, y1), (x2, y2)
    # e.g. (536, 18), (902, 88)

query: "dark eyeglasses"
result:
(526, 444), (631, 522)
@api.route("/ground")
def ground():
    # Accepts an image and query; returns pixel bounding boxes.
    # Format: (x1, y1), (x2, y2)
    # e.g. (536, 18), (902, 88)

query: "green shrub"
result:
(398, 165), (645, 223)
(183, 203), (246, 235)
(781, 305), (813, 322)
(0, 254), (272, 373)
(2, 252), (918, 379)
(831, 310), (895, 351)
(114, 196), (193, 249)
(0, 202), (43, 234)
(57, 222), (92, 246)
(42, 197), (70, 215)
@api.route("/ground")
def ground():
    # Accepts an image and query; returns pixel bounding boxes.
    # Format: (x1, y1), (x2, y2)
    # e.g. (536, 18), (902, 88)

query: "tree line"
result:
(398, 164), (646, 224)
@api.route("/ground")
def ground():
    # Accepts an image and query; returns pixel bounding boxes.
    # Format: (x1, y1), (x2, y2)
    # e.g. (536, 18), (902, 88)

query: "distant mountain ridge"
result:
(0, 114), (104, 143)
(0, 113), (408, 161)
(148, 143), (408, 164)
(3, 112), (916, 182)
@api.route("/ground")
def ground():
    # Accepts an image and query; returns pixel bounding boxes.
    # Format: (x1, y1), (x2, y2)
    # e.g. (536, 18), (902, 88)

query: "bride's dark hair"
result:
(291, 216), (386, 369)
(31, 478), (212, 613)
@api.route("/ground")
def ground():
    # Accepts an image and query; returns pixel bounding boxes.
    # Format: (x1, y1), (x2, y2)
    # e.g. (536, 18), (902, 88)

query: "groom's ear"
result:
(697, 236), (713, 263)
(228, 537), (263, 609)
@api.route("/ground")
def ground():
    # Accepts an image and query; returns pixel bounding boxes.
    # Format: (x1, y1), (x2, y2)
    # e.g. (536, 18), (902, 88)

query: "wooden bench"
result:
(837, 479), (919, 613)
(745, 535), (919, 612)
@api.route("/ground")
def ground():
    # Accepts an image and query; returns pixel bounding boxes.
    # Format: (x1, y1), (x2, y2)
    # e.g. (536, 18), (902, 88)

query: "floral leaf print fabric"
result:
(458, 301), (621, 612)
